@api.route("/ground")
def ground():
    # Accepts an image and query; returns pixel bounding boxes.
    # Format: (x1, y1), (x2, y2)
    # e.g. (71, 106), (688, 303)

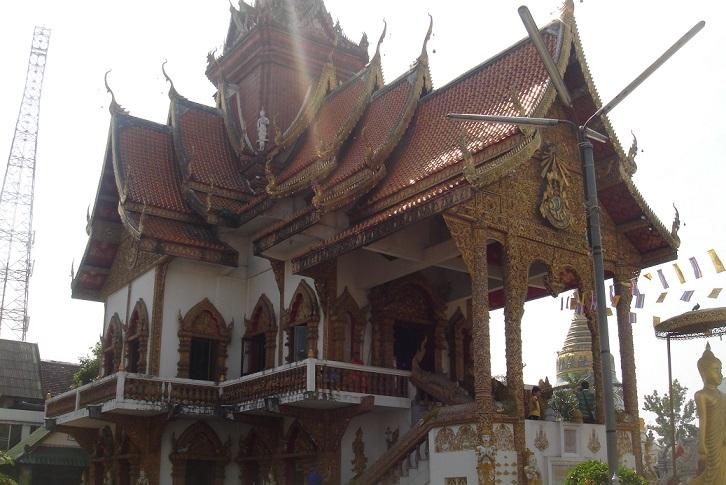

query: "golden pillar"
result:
(615, 269), (644, 474)
(504, 238), (528, 483)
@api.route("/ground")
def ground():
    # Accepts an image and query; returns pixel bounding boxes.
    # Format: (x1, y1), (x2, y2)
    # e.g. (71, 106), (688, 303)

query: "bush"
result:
(550, 389), (579, 421)
(565, 460), (646, 485)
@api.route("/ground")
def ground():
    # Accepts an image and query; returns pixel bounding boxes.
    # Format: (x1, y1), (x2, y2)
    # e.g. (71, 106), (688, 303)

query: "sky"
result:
(0, 0), (725, 426)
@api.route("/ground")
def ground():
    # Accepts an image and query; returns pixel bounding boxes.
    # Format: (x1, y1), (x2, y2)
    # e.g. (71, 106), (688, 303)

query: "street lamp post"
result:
(448, 7), (704, 483)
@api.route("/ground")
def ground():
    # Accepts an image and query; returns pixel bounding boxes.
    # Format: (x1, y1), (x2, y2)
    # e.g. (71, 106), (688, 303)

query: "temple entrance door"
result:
(393, 321), (434, 371)
(185, 459), (215, 484)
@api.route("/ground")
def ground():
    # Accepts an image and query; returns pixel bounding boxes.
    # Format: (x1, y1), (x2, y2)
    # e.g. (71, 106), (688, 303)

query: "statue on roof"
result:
(672, 203), (681, 240)
(257, 109), (270, 151)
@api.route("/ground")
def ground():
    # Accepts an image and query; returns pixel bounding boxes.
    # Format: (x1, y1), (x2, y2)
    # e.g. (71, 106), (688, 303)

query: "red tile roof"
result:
(176, 99), (253, 194)
(362, 30), (558, 209)
(116, 119), (190, 214)
(322, 75), (413, 190)
(277, 73), (369, 183)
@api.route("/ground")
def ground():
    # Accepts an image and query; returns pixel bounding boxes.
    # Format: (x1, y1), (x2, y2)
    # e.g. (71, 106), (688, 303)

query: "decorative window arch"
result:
(102, 314), (123, 376)
(125, 299), (149, 374)
(237, 429), (274, 485)
(330, 287), (366, 362)
(177, 298), (231, 381)
(243, 294), (277, 373)
(170, 421), (230, 485)
(283, 280), (320, 362)
(284, 420), (317, 483)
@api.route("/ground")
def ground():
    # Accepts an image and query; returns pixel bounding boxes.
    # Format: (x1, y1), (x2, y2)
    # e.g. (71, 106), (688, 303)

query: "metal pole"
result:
(578, 132), (619, 481)
(667, 335), (678, 480)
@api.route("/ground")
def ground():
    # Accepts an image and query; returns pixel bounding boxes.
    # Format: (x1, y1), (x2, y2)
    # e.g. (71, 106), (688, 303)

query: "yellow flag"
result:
(673, 263), (686, 284)
(708, 288), (723, 299)
(606, 308), (613, 316)
(643, 273), (653, 280)
(708, 249), (725, 273)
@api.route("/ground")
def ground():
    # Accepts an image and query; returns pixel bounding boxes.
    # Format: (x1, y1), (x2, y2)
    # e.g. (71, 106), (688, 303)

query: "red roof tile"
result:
(322, 75), (413, 190)
(116, 118), (191, 214)
(176, 99), (253, 194)
(363, 30), (559, 208)
(277, 73), (369, 183)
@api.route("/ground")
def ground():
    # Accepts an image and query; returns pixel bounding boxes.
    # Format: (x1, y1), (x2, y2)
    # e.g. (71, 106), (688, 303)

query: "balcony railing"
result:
(46, 359), (411, 419)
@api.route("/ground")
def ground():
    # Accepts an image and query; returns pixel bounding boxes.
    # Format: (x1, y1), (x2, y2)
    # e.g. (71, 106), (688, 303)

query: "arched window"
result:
(125, 299), (149, 374)
(284, 420), (317, 483)
(102, 315), (123, 376)
(170, 421), (230, 485)
(243, 294), (276, 375)
(177, 299), (231, 381)
(237, 430), (274, 485)
(330, 288), (365, 362)
(283, 281), (320, 363)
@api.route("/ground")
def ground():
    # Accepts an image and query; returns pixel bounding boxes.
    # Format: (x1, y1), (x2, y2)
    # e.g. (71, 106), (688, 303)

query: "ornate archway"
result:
(125, 299), (149, 374)
(170, 421), (230, 485)
(177, 298), (231, 380)
(237, 429), (275, 485)
(329, 287), (366, 362)
(243, 294), (277, 373)
(284, 420), (318, 484)
(282, 280), (320, 362)
(103, 314), (123, 376)
(369, 274), (448, 372)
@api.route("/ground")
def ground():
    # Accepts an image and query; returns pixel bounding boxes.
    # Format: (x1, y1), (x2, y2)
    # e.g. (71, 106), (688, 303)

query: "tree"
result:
(642, 379), (698, 449)
(0, 450), (18, 485)
(72, 340), (102, 389)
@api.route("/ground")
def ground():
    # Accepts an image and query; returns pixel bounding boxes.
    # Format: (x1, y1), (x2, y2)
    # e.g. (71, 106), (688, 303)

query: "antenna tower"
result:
(0, 26), (51, 340)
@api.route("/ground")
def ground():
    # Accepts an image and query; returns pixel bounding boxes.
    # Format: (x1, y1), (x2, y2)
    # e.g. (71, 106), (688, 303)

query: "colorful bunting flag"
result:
(631, 278), (641, 296)
(656, 292), (668, 303)
(680, 290), (695, 302)
(708, 249), (725, 273)
(635, 294), (646, 309)
(629, 312), (637, 324)
(644, 273), (653, 280)
(560, 297), (564, 310)
(673, 263), (686, 284)
(658, 269), (670, 289)
(609, 284), (615, 299)
(689, 257), (703, 279)
(708, 288), (722, 299)
(653, 316), (661, 326)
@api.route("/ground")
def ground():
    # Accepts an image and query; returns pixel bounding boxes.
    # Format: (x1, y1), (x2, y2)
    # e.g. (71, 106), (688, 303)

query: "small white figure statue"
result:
(136, 470), (149, 485)
(257, 109), (270, 151)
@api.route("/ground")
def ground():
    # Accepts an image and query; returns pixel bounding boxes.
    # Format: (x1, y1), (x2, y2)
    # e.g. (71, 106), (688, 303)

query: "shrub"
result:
(549, 389), (579, 421)
(564, 460), (647, 485)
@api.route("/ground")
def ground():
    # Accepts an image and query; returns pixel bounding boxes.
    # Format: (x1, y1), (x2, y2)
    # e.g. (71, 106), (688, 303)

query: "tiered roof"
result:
(73, 1), (679, 300)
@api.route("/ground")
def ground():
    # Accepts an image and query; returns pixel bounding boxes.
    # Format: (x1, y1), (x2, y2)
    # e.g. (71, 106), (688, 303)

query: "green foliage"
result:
(564, 460), (647, 485)
(0, 451), (18, 485)
(72, 340), (102, 389)
(642, 379), (698, 448)
(550, 388), (579, 421)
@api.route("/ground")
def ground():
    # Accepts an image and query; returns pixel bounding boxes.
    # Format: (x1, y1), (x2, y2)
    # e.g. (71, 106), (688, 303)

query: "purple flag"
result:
(657, 269), (670, 289)
(680, 290), (695, 302)
(689, 257), (703, 279)
(635, 294), (646, 309)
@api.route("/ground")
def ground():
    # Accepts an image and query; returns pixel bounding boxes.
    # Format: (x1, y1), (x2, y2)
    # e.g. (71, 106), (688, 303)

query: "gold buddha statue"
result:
(690, 343), (726, 485)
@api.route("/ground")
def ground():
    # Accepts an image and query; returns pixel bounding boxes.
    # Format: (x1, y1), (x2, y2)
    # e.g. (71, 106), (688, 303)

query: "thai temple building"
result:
(45, 0), (680, 483)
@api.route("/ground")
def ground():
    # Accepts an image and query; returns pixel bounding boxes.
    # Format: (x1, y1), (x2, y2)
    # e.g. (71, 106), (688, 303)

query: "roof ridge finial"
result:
(419, 13), (433, 60)
(372, 19), (387, 62)
(560, 0), (575, 24)
(327, 31), (340, 65)
(104, 70), (128, 115)
(162, 60), (178, 98)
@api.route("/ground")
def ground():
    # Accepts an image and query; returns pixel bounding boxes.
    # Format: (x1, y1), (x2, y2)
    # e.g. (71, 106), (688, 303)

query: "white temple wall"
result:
(103, 267), (155, 335)
(243, 252), (282, 365)
(104, 285), (127, 333)
(340, 408), (411, 484)
(159, 259), (246, 379)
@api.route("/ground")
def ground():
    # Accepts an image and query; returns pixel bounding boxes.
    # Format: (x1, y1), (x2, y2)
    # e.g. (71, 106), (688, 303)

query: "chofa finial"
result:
(420, 13), (433, 59)
(104, 70), (127, 115)
(372, 19), (387, 60)
(161, 60), (178, 97)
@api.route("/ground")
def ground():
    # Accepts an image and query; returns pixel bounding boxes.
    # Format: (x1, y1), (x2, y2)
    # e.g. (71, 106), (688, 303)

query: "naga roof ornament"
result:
(104, 70), (127, 115)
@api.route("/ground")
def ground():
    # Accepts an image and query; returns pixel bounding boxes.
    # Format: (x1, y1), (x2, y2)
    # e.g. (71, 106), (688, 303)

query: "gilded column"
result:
(615, 267), (644, 474)
(503, 238), (528, 483)
(577, 262), (606, 425)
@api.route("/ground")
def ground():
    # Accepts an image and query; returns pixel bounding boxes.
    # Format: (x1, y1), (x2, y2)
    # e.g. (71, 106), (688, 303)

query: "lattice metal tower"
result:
(0, 26), (51, 340)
